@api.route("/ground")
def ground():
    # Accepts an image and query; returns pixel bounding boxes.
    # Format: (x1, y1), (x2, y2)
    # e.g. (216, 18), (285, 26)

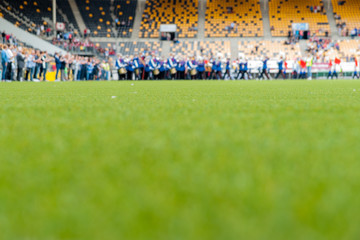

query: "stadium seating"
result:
(139, 0), (198, 38)
(238, 40), (302, 59)
(76, 0), (115, 38)
(325, 39), (360, 61)
(268, 0), (330, 37)
(0, 0), (79, 34)
(331, 0), (360, 31)
(170, 41), (231, 58)
(118, 41), (163, 55)
(114, 0), (137, 38)
(205, 0), (263, 37)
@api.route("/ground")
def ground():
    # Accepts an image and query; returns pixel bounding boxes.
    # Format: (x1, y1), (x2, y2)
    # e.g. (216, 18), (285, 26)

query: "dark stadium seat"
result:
(139, 0), (198, 38)
(269, 0), (330, 37)
(75, 0), (115, 38)
(114, 0), (137, 38)
(170, 41), (231, 58)
(0, 0), (80, 35)
(205, 0), (263, 37)
(118, 41), (163, 55)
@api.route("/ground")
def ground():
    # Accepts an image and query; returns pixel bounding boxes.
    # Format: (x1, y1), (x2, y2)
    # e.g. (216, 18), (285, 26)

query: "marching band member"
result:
(237, 56), (246, 79)
(210, 57), (217, 79)
(258, 56), (270, 80)
(126, 56), (134, 80)
(115, 54), (127, 80)
(223, 58), (232, 80)
(299, 57), (307, 79)
(159, 57), (167, 80)
(205, 57), (212, 80)
(133, 53), (144, 80)
(353, 54), (359, 79)
(167, 53), (177, 80)
(144, 54), (152, 80)
(187, 55), (197, 80)
(215, 56), (222, 80)
(149, 53), (159, 80)
(196, 57), (205, 80)
(176, 56), (186, 80)
(328, 56), (340, 79)
(275, 56), (286, 79)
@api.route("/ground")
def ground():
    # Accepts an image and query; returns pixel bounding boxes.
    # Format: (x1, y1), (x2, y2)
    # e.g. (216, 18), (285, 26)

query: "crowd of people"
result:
(52, 35), (116, 58)
(111, 51), (348, 81)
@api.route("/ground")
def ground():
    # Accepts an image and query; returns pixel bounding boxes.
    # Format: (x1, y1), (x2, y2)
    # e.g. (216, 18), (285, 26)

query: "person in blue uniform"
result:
(196, 58), (205, 79)
(133, 53), (144, 80)
(115, 54), (127, 80)
(258, 56), (270, 80)
(223, 58), (232, 80)
(215, 57), (222, 80)
(159, 57), (166, 80)
(126, 56), (134, 80)
(176, 57), (186, 80)
(275, 56), (285, 79)
(167, 53), (177, 80)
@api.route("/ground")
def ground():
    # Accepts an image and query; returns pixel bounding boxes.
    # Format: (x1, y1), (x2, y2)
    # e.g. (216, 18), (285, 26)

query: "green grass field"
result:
(1, 80), (360, 240)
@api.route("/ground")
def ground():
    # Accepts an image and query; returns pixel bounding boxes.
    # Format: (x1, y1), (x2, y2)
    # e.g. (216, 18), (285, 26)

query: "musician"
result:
(144, 55), (152, 80)
(205, 57), (212, 80)
(159, 57), (167, 80)
(223, 58), (232, 80)
(133, 53), (144, 80)
(167, 53), (177, 80)
(353, 55), (359, 79)
(237, 57), (245, 79)
(215, 57), (222, 80)
(196, 57), (205, 80)
(149, 53), (159, 80)
(211, 57), (217, 79)
(327, 57), (339, 79)
(275, 56), (285, 79)
(176, 56), (186, 80)
(115, 54), (127, 80)
(187, 55), (197, 80)
(258, 56), (270, 80)
(126, 56), (134, 80)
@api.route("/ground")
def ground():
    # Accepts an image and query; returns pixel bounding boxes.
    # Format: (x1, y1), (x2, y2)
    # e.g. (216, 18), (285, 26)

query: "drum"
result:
(191, 69), (197, 76)
(170, 68), (177, 74)
(120, 68), (127, 74)
(153, 69), (160, 75)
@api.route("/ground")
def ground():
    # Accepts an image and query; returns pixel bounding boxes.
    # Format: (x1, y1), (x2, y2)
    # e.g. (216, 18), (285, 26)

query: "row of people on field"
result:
(113, 52), (359, 80)
(2, 43), (360, 81)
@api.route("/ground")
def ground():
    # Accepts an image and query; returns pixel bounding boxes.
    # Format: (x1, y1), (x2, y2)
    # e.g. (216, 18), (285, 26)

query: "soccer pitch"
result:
(1, 80), (360, 239)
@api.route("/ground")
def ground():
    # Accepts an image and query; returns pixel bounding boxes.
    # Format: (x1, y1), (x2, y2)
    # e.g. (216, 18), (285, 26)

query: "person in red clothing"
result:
(353, 55), (359, 79)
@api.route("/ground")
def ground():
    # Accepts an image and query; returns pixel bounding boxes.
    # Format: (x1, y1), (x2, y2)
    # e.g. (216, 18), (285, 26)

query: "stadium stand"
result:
(114, 0), (137, 38)
(118, 41), (163, 55)
(0, 0), (80, 35)
(205, 0), (263, 37)
(170, 41), (231, 57)
(75, 0), (116, 38)
(268, 0), (330, 37)
(139, 0), (198, 38)
(238, 40), (302, 59)
(331, 0), (360, 33)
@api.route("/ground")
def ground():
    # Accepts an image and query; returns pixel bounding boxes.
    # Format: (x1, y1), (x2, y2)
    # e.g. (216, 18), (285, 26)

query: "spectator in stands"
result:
(1, 31), (5, 44)
(46, 27), (51, 37)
